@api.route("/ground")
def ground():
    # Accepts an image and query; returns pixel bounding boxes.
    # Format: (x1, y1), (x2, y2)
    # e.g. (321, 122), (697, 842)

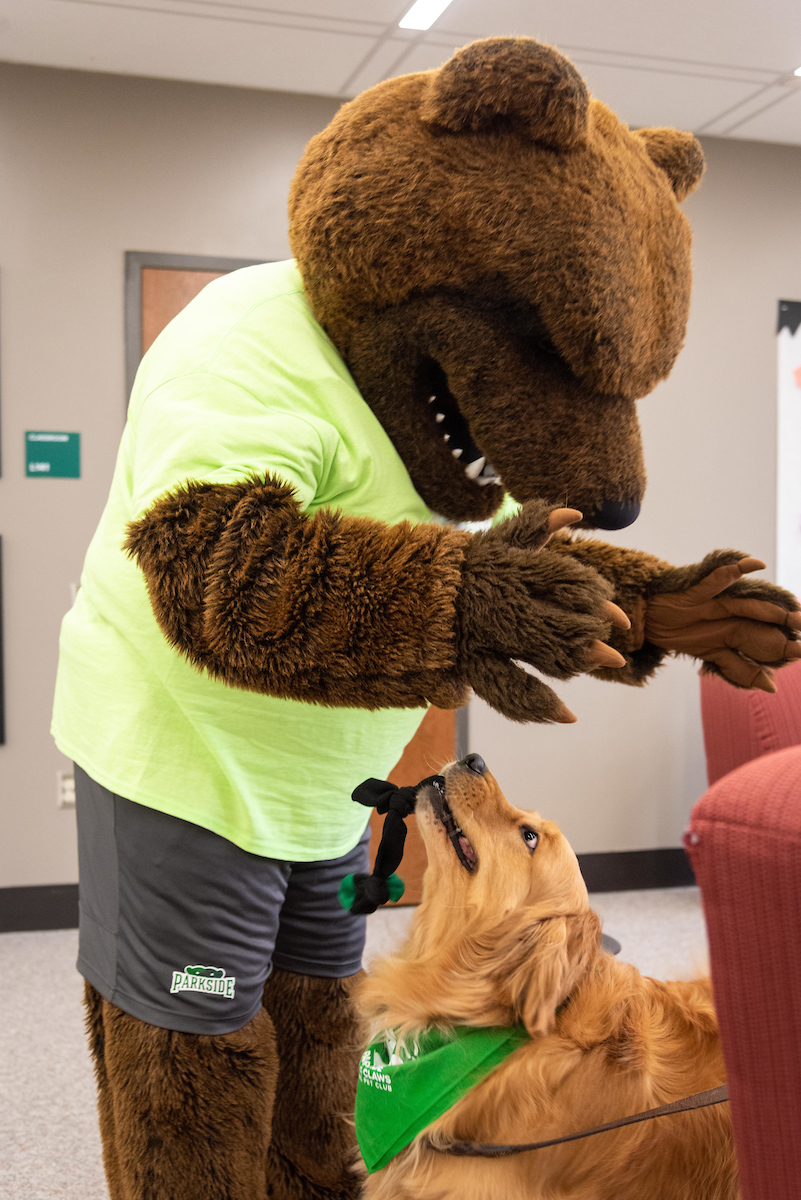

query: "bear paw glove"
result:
(456, 502), (630, 724)
(545, 537), (801, 692)
(643, 555), (801, 692)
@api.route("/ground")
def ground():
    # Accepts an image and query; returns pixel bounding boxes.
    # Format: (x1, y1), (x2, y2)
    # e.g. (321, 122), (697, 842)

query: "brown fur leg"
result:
(83, 980), (278, 1200)
(85, 980), (126, 1197)
(262, 970), (366, 1200)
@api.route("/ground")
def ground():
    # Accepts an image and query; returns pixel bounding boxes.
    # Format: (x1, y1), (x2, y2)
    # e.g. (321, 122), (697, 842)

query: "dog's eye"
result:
(520, 826), (539, 851)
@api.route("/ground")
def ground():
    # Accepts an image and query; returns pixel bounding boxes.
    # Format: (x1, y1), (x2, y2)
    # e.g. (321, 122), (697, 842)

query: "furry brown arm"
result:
(125, 481), (619, 721)
(125, 474), (472, 711)
(547, 535), (801, 688)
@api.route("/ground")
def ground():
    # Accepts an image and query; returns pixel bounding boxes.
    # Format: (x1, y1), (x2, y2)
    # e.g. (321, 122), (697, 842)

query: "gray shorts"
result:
(75, 764), (370, 1035)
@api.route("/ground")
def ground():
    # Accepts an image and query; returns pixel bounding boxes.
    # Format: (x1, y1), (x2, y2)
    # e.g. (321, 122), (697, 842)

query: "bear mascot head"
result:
(288, 36), (705, 530)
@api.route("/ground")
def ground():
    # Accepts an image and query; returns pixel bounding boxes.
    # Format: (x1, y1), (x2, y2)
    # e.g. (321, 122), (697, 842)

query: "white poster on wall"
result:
(777, 300), (801, 600)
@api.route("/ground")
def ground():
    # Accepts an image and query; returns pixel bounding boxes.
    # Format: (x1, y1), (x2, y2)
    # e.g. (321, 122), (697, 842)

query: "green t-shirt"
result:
(355, 1025), (531, 1173)
(52, 260), (433, 860)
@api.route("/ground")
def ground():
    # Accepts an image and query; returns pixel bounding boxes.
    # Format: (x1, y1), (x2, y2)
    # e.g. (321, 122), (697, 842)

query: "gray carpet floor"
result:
(0, 887), (707, 1200)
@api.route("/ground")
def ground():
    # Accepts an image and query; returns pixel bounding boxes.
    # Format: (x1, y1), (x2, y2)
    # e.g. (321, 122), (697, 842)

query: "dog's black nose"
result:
(460, 754), (486, 776)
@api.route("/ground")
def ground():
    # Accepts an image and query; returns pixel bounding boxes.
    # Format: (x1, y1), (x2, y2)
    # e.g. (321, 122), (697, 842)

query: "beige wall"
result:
(0, 62), (799, 886)
(472, 134), (801, 854)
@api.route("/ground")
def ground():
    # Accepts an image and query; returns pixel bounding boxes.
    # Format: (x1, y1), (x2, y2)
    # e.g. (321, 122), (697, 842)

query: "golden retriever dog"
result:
(356, 755), (737, 1200)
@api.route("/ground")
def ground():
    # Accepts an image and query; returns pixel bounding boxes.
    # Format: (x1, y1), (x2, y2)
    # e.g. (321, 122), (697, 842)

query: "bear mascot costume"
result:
(53, 35), (799, 1200)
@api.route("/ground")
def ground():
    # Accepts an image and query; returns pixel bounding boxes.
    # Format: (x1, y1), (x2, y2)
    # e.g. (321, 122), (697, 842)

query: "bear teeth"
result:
(430, 389), (499, 487)
(476, 462), (501, 487)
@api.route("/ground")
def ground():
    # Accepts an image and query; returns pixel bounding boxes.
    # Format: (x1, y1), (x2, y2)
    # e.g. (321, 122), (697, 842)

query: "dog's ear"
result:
(502, 910), (600, 1037)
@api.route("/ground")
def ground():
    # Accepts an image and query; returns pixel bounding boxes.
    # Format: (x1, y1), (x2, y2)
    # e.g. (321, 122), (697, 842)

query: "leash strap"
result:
(431, 1084), (729, 1157)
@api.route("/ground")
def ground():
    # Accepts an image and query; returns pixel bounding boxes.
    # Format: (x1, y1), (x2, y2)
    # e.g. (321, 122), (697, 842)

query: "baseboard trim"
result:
(578, 847), (696, 893)
(0, 884), (79, 933)
(0, 849), (695, 932)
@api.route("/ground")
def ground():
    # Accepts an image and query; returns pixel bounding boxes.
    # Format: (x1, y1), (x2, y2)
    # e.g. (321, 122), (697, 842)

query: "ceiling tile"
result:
(698, 80), (797, 135)
(726, 85), (801, 145)
(569, 58), (766, 132)
(341, 36), (419, 96)
(437, 0), (801, 75)
(201, 0), (405, 22)
(0, 0), (379, 94)
(383, 39), (459, 77)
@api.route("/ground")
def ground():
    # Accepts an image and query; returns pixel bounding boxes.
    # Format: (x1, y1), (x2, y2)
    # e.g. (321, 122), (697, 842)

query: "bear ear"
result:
(635, 128), (705, 201)
(419, 37), (589, 150)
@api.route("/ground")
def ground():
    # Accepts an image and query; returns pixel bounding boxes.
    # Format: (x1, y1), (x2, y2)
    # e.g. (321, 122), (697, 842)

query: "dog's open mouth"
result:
(422, 359), (501, 489)
(425, 778), (478, 873)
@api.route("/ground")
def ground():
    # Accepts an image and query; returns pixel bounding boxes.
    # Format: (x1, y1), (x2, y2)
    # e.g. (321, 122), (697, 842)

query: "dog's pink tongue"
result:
(459, 836), (477, 870)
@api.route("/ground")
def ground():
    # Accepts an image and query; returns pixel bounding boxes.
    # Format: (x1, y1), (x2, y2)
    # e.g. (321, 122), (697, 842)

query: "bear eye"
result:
(520, 826), (539, 852)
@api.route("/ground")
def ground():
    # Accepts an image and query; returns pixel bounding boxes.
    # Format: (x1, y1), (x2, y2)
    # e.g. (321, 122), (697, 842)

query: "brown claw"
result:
(751, 669), (777, 693)
(738, 557), (766, 574)
(588, 640), (626, 670)
(604, 601), (631, 631)
(547, 508), (583, 534)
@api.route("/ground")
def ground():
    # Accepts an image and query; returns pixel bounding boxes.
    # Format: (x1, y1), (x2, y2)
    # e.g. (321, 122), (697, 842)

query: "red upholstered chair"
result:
(699, 658), (801, 786)
(685, 746), (801, 1199)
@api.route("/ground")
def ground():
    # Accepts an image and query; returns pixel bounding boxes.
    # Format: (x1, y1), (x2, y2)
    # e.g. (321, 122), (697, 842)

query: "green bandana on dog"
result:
(355, 1025), (530, 1173)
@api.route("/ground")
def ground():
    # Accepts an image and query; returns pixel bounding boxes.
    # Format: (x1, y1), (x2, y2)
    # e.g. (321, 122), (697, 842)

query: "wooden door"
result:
(368, 706), (456, 905)
(140, 267), (227, 354)
(136, 260), (456, 904)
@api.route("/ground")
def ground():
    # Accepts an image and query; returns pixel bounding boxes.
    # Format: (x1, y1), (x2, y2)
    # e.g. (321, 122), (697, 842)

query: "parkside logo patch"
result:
(170, 965), (236, 998)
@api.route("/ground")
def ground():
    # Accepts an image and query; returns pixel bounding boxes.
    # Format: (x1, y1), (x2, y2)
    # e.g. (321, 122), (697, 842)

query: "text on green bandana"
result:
(355, 1024), (530, 1173)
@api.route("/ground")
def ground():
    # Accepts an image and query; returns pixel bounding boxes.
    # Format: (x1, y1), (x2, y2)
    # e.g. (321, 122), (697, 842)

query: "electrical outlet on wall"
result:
(57, 771), (76, 808)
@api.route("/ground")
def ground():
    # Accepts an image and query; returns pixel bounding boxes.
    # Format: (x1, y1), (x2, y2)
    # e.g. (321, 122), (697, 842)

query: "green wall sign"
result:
(25, 431), (81, 478)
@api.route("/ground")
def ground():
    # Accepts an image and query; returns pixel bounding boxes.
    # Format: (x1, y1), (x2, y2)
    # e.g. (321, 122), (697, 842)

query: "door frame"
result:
(124, 251), (265, 404)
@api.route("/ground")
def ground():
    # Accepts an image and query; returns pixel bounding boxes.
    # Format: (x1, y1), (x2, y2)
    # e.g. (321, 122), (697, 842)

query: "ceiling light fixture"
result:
(795, 66), (801, 76)
(399, 0), (455, 31)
